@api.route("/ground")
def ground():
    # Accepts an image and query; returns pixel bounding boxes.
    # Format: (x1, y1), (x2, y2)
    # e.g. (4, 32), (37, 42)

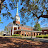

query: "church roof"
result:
(7, 22), (33, 28)
(7, 22), (13, 27)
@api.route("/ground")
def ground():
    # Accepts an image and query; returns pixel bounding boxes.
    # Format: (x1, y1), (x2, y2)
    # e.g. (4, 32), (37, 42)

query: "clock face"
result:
(16, 18), (18, 21)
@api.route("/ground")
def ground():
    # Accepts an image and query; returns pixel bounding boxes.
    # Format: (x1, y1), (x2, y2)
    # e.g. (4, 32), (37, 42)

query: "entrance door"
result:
(34, 33), (35, 36)
(11, 29), (12, 35)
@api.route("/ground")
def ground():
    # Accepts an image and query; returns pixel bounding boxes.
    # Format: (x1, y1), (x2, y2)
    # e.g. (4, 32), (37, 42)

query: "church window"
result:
(25, 34), (26, 36)
(22, 34), (23, 35)
(27, 35), (28, 36)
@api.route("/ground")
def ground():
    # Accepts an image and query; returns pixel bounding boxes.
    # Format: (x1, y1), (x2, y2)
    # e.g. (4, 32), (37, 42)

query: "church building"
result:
(7, 3), (33, 36)
(6, 3), (48, 36)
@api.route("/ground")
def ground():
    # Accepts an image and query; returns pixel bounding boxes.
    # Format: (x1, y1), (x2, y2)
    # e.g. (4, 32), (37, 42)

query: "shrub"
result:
(44, 35), (48, 38)
(36, 35), (48, 38)
(12, 34), (21, 36)
(46, 34), (48, 35)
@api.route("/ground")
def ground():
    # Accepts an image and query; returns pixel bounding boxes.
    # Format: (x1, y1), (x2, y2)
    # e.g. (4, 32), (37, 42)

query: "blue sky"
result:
(0, 0), (48, 31)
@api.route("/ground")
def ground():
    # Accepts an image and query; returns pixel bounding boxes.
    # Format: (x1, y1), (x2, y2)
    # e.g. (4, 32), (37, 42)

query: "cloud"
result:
(38, 20), (42, 23)
(41, 23), (48, 27)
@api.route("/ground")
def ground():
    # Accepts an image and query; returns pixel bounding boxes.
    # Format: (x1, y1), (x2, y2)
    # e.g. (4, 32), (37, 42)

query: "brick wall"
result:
(21, 31), (31, 36)
(18, 26), (33, 31)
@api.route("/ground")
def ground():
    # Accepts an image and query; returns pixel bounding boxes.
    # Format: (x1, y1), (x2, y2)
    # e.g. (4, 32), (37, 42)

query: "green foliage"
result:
(4, 26), (8, 31)
(0, 17), (3, 23)
(34, 22), (42, 31)
(36, 34), (48, 38)
(0, 17), (1, 21)
(1, 0), (48, 24)
(20, 0), (48, 24)
(12, 34), (21, 36)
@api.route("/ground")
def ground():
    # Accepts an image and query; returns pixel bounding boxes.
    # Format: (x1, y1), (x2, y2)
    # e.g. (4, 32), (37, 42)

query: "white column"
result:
(12, 26), (14, 35)
(17, 27), (18, 30)
(10, 29), (11, 36)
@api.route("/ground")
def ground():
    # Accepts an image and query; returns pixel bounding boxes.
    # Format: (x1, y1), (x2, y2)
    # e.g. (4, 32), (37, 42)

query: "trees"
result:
(4, 26), (8, 32)
(1, 0), (48, 19)
(0, 17), (3, 23)
(1, 0), (19, 19)
(0, 0), (5, 23)
(20, 0), (48, 24)
(0, 0), (48, 25)
(20, 0), (48, 17)
(34, 22), (42, 31)
(0, 0), (5, 13)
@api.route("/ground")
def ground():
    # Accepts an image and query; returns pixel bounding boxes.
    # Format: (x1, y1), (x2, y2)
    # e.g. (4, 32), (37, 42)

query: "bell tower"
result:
(15, 3), (20, 24)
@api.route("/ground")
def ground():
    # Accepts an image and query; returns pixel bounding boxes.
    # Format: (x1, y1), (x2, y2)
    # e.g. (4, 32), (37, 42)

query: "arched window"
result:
(34, 33), (35, 36)
(37, 33), (38, 35)
(25, 34), (26, 36)
(27, 35), (28, 36)
(25, 32), (26, 36)
(39, 33), (41, 35)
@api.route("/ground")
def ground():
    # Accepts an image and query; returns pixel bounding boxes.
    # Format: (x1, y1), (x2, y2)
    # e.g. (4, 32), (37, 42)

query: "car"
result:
(3, 33), (6, 36)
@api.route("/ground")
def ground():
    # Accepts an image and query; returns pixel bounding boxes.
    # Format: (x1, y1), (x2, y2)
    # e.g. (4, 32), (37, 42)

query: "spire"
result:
(16, 3), (18, 16)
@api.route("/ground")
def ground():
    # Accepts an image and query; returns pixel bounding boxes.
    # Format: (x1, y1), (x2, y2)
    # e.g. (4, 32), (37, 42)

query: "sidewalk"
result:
(33, 38), (48, 43)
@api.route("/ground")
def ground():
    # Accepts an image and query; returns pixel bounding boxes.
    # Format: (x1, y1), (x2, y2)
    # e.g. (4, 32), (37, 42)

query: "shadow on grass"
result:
(0, 37), (12, 44)
(0, 37), (48, 48)
(19, 38), (34, 41)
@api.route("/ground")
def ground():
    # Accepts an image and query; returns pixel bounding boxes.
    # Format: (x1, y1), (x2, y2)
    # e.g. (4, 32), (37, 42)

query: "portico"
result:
(12, 25), (19, 35)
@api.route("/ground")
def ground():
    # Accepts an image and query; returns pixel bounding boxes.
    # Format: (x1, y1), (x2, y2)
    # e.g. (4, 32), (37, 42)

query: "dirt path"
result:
(0, 38), (48, 48)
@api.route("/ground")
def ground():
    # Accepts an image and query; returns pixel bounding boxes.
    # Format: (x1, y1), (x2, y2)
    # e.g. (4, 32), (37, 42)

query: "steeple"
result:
(14, 3), (20, 24)
(16, 3), (18, 16)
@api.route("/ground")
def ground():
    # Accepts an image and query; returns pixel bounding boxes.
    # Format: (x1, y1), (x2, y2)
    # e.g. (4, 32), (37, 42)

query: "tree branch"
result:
(37, 15), (48, 19)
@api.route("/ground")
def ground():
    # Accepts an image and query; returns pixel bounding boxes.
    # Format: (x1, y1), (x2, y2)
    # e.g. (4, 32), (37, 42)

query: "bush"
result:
(12, 34), (21, 36)
(36, 35), (48, 38)
(46, 34), (48, 35)
(44, 35), (48, 38)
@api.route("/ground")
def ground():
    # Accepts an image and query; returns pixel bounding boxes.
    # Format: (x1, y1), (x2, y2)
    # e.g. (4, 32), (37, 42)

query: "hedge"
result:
(36, 34), (48, 38)
(12, 34), (21, 36)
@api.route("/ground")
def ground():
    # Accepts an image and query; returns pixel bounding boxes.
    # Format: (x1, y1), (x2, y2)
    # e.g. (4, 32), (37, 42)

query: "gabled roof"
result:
(7, 22), (13, 27)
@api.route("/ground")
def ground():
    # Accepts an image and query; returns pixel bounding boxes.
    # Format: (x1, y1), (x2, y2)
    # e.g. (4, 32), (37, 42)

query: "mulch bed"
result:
(0, 38), (48, 48)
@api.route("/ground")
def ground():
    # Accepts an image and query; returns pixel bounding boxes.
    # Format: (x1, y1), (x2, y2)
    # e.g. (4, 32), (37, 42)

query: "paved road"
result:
(33, 38), (48, 43)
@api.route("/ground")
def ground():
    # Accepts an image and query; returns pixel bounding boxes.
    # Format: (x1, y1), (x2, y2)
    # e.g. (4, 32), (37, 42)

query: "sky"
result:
(0, 0), (48, 31)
